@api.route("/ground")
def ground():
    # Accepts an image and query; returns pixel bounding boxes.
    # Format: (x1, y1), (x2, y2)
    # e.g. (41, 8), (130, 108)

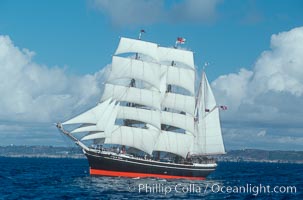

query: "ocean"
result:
(0, 157), (302, 199)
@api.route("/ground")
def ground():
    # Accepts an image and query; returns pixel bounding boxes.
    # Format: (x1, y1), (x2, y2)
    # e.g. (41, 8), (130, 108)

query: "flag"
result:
(219, 105), (227, 110)
(176, 37), (186, 44)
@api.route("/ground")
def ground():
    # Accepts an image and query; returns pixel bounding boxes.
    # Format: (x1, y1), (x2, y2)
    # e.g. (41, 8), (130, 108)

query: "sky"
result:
(0, 0), (303, 150)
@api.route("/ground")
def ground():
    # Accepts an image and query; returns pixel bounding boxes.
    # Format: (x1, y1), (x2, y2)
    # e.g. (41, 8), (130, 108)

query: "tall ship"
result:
(56, 32), (226, 180)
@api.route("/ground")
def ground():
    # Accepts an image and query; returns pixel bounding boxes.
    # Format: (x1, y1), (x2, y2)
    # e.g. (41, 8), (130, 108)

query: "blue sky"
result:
(0, 0), (303, 150)
(1, 0), (302, 79)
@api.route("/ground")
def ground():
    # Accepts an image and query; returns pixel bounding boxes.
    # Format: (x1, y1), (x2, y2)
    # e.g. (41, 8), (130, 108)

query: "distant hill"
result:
(0, 146), (302, 163)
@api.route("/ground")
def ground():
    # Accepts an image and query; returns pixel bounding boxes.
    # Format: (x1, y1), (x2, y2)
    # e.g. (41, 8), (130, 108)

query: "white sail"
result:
(161, 65), (195, 95)
(158, 47), (194, 69)
(161, 111), (195, 135)
(114, 38), (194, 70)
(162, 93), (195, 116)
(105, 125), (160, 155)
(61, 36), (226, 158)
(108, 56), (162, 89)
(81, 124), (160, 155)
(204, 73), (217, 111)
(191, 72), (225, 155)
(109, 57), (195, 94)
(159, 72), (167, 96)
(154, 131), (194, 158)
(71, 125), (97, 134)
(81, 132), (106, 141)
(117, 106), (161, 129)
(201, 108), (225, 154)
(101, 84), (161, 110)
(115, 37), (158, 60)
(71, 101), (119, 135)
(62, 98), (111, 125)
(105, 102), (120, 136)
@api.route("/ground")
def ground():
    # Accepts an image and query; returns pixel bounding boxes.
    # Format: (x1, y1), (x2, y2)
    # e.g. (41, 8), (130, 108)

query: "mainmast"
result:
(135, 29), (145, 59)
(161, 38), (186, 133)
(106, 34), (196, 157)
(125, 30), (146, 127)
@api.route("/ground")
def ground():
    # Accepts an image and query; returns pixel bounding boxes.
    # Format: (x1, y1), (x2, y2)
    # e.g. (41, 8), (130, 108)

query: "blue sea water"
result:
(0, 157), (302, 199)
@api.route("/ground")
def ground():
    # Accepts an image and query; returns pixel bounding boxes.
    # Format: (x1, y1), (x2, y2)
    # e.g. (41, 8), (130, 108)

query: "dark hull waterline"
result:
(85, 150), (216, 180)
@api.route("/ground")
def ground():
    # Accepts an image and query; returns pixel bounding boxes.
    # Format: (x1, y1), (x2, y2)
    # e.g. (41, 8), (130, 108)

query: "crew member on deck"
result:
(121, 145), (126, 154)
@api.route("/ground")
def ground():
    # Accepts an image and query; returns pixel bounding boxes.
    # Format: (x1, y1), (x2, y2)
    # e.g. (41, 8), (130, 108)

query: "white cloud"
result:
(213, 27), (303, 122)
(90, 0), (222, 27)
(276, 136), (303, 145)
(251, 31), (303, 97)
(0, 35), (108, 123)
(212, 68), (253, 112)
(170, 0), (221, 23)
(257, 130), (266, 137)
(212, 27), (303, 150)
(223, 127), (303, 150)
(91, 0), (164, 26)
(0, 124), (25, 132)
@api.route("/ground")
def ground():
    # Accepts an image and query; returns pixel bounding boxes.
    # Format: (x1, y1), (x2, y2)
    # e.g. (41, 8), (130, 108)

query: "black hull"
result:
(85, 150), (216, 180)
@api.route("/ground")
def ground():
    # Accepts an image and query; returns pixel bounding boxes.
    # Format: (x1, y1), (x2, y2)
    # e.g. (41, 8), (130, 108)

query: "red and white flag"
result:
(219, 105), (228, 110)
(176, 37), (186, 44)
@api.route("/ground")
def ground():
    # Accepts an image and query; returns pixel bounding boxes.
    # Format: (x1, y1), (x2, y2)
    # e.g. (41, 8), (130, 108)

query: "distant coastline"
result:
(0, 145), (85, 159)
(0, 145), (302, 164)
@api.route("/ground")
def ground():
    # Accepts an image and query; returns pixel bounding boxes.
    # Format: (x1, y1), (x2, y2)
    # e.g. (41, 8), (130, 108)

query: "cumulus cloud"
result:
(91, 0), (164, 26)
(257, 130), (266, 137)
(223, 127), (303, 150)
(90, 0), (222, 27)
(0, 35), (108, 123)
(212, 27), (303, 150)
(170, 0), (221, 23)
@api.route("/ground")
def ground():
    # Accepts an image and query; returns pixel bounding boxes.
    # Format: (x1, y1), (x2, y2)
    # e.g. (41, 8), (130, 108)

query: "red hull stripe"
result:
(90, 168), (205, 180)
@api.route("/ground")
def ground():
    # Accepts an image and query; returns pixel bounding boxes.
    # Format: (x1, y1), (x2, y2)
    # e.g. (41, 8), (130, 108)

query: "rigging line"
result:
(59, 129), (75, 148)
(194, 76), (202, 118)
(203, 72), (207, 153)
(204, 106), (218, 118)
